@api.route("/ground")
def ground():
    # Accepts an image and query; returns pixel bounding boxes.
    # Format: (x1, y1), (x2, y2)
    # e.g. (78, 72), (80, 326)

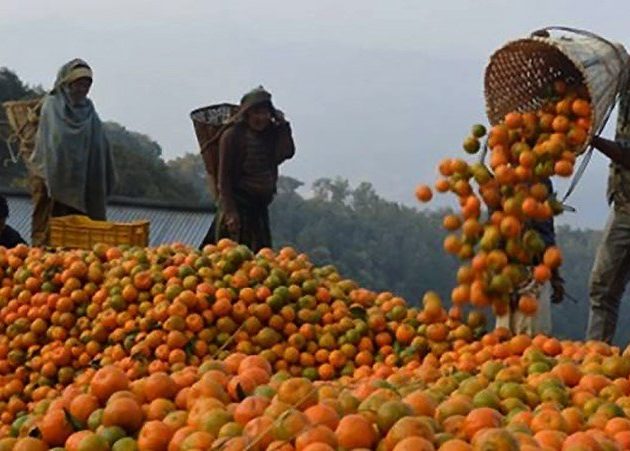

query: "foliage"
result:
(271, 176), (457, 302)
(166, 152), (212, 204)
(270, 177), (630, 344)
(104, 122), (206, 204)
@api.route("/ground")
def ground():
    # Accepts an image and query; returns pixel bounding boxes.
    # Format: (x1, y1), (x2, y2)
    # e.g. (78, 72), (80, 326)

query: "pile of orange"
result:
(2, 237), (630, 450)
(0, 240), (480, 429)
(4, 77), (630, 450)
(416, 80), (592, 316)
(4, 328), (630, 450)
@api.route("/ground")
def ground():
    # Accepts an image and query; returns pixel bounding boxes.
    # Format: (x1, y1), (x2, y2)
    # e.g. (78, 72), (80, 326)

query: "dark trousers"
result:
(29, 176), (82, 246)
(202, 198), (272, 253)
(586, 208), (630, 343)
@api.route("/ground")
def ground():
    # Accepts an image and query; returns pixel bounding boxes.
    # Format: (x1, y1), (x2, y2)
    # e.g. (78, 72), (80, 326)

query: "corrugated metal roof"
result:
(4, 193), (214, 248)
(5, 195), (31, 241)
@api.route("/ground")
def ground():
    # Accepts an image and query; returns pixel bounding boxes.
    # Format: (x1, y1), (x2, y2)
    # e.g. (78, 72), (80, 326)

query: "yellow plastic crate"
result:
(49, 215), (150, 249)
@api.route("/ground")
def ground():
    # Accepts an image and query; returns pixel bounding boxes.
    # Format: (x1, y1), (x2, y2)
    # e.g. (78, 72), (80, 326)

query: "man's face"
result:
(68, 77), (92, 105)
(246, 105), (273, 132)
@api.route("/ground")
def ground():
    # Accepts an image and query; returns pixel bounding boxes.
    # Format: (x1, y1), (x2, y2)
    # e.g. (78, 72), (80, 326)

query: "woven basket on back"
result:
(485, 26), (629, 155)
(2, 98), (43, 161)
(190, 103), (239, 198)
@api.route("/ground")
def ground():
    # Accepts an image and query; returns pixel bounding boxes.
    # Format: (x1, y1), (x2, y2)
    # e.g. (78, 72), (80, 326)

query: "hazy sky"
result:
(2, 1), (629, 228)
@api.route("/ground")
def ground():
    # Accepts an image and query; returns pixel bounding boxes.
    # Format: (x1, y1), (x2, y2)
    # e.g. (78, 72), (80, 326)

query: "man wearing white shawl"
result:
(29, 59), (116, 245)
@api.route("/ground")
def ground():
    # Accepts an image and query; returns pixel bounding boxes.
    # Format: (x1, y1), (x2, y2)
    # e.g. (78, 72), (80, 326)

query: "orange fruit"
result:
(335, 414), (377, 449)
(504, 112), (523, 129)
(102, 396), (144, 433)
(391, 436), (435, 451)
(90, 366), (130, 403)
(416, 185), (433, 202)
(572, 99), (591, 117)
(304, 404), (340, 430)
(294, 425), (338, 451)
(551, 115), (570, 132)
(533, 265), (552, 283)
(137, 420), (173, 450)
(518, 296), (538, 316)
(462, 407), (503, 440)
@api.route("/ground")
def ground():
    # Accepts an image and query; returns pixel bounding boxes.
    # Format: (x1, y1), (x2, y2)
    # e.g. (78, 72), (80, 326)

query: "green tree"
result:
(105, 123), (207, 204)
(271, 176), (457, 304)
(167, 153), (212, 204)
(270, 176), (630, 344)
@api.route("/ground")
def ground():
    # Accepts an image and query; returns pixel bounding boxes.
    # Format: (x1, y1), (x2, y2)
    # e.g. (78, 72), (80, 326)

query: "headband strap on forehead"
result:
(240, 86), (273, 112)
(64, 66), (93, 85)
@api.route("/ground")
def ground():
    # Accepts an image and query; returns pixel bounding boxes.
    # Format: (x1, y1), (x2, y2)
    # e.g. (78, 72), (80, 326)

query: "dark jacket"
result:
(0, 224), (26, 248)
(218, 121), (295, 213)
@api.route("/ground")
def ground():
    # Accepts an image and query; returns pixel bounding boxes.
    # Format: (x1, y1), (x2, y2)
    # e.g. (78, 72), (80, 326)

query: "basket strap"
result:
(199, 122), (233, 155)
(534, 26), (621, 55)
(533, 27), (628, 120)
(2, 134), (20, 165)
(478, 140), (489, 164)
(7, 97), (44, 143)
(2, 100), (44, 165)
(561, 146), (594, 203)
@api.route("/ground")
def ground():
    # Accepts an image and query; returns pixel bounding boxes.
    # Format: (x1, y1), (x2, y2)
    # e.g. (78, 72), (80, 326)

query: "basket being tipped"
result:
(484, 27), (630, 155)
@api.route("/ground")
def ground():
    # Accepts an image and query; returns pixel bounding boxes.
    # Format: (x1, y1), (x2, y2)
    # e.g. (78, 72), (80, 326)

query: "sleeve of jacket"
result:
(531, 218), (556, 247)
(218, 127), (239, 213)
(274, 122), (295, 164)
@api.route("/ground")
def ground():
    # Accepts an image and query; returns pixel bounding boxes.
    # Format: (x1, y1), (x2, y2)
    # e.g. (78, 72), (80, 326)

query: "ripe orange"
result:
(443, 215), (462, 231)
(462, 407), (503, 440)
(551, 115), (570, 133)
(435, 178), (451, 193)
(518, 296), (538, 316)
(543, 246), (563, 269)
(533, 265), (552, 283)
(415, 185), (433, 202)
(554, 160), (574, 177)
(572, 99), (591, 117)
(335, 414), (377, 449)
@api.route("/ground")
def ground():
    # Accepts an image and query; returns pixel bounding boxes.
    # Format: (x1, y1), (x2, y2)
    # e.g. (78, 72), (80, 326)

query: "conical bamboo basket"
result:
(485, 26), (629, 155)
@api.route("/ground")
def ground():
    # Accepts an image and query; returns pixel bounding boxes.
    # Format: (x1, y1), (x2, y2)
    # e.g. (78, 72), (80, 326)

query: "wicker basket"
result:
(190, 103), (239, 198)
(2, 98), (43, 160)
(49, 215), (150, 249)
(484, 27), (629, 154)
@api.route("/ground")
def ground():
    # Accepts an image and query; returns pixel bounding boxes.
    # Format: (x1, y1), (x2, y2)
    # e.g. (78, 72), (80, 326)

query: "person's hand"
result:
(224, 210), (240, 236)
(551, 270), (565, 304)
(274, 109), (288, 125)
(531, 29), (550, 38)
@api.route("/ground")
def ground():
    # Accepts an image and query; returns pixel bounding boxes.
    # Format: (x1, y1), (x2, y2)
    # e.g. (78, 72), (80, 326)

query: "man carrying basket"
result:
(586, 73), (630, 343)
(201, 87), (295, 252)
(484, 27), (630, 341)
